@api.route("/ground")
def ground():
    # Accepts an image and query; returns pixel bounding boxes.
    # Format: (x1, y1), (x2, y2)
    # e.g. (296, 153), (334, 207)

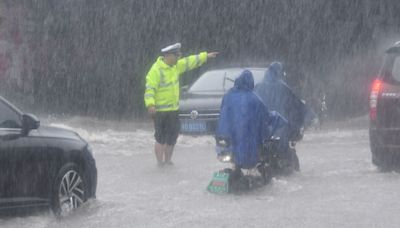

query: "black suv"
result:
(369, 41), (400, 170)
(0, 96), (97, 216)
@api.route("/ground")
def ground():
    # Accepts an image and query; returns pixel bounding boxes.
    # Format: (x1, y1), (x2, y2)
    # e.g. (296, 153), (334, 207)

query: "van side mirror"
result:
(22, 113), (40, 135)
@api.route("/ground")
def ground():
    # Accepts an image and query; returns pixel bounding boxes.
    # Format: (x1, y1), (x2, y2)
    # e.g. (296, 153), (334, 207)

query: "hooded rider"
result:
(216, 70), (271, 170)
(255, 62), (306, 168)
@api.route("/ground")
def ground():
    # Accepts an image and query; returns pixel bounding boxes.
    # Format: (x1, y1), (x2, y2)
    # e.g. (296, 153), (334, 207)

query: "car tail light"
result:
(370, 78), (382, 120)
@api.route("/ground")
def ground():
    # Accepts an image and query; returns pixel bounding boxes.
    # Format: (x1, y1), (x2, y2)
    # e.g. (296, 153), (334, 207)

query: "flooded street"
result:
(1, 1), (399, 228)
(1, 117), (400, 228)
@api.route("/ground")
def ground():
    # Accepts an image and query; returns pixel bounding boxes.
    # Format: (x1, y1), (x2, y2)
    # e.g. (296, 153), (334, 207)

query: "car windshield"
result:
(188, 69), (265, 92)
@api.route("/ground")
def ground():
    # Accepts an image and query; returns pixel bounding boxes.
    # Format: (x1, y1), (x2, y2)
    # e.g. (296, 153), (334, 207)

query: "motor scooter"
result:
(207, 133), (301, 193)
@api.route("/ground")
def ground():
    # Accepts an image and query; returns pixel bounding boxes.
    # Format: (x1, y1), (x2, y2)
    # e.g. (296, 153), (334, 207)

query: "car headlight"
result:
(218, 154), (232, 163)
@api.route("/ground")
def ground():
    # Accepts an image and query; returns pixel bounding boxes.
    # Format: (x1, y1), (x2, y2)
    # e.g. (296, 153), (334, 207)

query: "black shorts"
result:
(154, 111), (180, 145)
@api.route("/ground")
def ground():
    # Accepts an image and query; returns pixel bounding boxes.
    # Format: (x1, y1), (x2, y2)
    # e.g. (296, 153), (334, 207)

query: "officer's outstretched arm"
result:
(176, 52), (208, 74)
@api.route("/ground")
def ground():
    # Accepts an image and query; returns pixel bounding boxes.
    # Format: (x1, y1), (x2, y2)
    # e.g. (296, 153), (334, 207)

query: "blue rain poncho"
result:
(216, 70), (286, 169)
(255, 62), (306, 138)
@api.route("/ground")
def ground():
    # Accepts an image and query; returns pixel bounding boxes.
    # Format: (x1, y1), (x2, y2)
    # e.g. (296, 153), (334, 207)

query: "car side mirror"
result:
(22, 113), (40, 135)
(181, 85), (189, 98)
(181, 85), (189, 93)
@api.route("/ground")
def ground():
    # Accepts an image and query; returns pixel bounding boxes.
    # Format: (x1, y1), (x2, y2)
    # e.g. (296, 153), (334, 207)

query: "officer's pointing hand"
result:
(207, 52), (219, 58)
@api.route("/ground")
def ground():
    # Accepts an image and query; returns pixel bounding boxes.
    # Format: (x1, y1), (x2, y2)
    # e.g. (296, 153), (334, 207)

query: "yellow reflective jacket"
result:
(144, 52), (208, 112)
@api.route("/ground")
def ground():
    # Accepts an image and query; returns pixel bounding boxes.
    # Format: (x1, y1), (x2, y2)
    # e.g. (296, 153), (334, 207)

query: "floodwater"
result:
(1, 117), (400, 228)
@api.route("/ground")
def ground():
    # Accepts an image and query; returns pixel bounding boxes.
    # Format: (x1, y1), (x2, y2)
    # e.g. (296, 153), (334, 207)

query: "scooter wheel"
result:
(293, 153), (300, 171)
(234, 176), (250, 191)
(259, 164), (273, 185)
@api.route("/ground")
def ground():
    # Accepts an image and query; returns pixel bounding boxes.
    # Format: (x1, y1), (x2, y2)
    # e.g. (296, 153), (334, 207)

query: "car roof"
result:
(206, 67), (267, 72)
(203, 67), (267, 76)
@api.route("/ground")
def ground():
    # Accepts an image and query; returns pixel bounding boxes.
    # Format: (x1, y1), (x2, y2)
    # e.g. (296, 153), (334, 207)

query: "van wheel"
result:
(372, 151), (395, 172)
(52, 163), (87, 216)
(370, 134), (393, 171)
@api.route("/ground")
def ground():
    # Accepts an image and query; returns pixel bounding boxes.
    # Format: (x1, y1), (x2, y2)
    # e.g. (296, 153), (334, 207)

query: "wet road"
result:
(1, 117), (400, 228)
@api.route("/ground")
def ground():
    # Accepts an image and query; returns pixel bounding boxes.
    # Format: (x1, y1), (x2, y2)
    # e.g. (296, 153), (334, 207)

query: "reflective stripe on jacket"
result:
(144, 52), (208, 111)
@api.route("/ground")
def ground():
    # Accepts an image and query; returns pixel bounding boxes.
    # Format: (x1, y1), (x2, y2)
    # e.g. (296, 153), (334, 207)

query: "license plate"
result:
(207, 171), (230, 194)
(181, 120), (207, 133)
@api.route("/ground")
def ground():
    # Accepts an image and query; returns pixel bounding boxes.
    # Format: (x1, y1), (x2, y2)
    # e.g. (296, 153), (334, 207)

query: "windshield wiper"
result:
(222, 73), (234, 92)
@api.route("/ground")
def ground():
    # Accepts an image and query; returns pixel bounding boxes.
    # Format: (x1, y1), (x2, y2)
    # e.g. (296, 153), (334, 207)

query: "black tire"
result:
(51, 163), (88, 216)
(293, 152), (300, 172)
(276, 148), (298, 175)
(235, 176), (250, 191)
(258, 163), (273, 185)
(224, 167), (249, 193)
(372, 150), (394, 172)
(369, 131), (394, 171)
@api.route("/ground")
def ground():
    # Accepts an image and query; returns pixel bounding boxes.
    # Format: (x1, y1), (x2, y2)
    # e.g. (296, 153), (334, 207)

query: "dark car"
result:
(179, 68), (266, 135)
(369, 41), (400, 170)
(0, 96), (97, 216)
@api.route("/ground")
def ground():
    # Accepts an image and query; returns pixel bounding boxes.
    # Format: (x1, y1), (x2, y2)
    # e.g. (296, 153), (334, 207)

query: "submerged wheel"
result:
(293, 153), (300, 172)
(235, 176), (250, 191)
(372, 150), (395, 172)
(224, 167), (250, 192)
(258, 163), (273, 185)
(370, 133), (395, 171)
(52, 163), (87, 216)
(278, 148), (300, 175)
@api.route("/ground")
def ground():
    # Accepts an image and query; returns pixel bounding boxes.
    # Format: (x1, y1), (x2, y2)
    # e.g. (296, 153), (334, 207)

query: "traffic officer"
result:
(144, 43), (218, 166)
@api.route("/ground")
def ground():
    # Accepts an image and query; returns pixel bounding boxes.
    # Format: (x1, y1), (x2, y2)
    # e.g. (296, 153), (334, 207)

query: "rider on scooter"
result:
(255, 62), (307, 171)
(216, 70), (285, 173)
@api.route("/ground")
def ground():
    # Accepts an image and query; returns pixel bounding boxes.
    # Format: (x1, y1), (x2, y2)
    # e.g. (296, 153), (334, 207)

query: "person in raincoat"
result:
(216, 70), (284, 170)
(255, 62), (306, 164)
